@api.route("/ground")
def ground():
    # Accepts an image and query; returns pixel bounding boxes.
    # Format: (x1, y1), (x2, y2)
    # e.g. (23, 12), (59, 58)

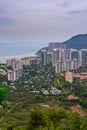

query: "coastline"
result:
(0, 42), (48, 63)
(0, 53), (36, 63)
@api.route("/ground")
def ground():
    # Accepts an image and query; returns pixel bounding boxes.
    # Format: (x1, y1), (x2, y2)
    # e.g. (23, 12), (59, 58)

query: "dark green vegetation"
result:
(0, 63), (87, 129)
(0, 108), (87, 130)
(0, 87), (8, 104)
(27, 108), (87, 130)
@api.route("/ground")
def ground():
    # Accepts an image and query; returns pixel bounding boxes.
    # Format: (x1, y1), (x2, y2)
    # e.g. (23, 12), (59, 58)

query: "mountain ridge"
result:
(63, 33), (87, 49)
(36, 33), (87, 54)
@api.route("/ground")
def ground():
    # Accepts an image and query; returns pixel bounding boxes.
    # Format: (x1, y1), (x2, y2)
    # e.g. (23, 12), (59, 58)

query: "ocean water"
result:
(0, 42), (48, 63)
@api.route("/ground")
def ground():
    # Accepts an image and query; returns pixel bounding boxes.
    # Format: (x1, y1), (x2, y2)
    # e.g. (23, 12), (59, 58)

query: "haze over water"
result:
(0, 42), (48, 63)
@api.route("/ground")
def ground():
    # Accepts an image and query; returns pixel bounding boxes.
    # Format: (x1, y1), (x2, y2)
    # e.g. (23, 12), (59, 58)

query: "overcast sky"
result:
(0, 0), (87, 43)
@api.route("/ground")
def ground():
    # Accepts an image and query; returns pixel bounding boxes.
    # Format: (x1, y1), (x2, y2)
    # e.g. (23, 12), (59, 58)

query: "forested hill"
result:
(63, 34), (87, 49)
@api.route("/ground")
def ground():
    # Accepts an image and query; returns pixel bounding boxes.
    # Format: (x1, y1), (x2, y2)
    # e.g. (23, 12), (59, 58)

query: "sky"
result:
(0, 0), (87, 43)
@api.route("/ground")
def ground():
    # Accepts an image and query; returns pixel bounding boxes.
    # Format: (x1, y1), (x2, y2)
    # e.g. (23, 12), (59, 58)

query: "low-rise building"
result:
(67, 95), (78, 100)
(65, 71), (73, 83)
(65, 71), (87, 83)
(21, 56), (37, 66)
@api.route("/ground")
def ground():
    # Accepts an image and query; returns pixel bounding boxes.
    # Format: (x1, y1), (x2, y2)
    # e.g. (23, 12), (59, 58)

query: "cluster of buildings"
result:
(6, 43), (87, 81)
(48, 43), (87, 73)
(6, 56), (38, 81)
(37, 43), (87, 74)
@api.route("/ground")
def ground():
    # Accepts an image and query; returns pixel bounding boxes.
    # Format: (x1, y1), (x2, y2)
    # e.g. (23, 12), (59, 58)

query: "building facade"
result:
(40, 49), (47, 66)
(7, 58), (22, 81)
(21, 56), (37, 66)
(48, 42), (66, 52)
(52, 47), (87, 73)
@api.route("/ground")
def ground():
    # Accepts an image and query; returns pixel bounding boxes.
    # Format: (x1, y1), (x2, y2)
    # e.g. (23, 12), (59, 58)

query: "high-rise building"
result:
(7, 58), (22, 81)
(70, 60), (79, 70)
(65, 49), (70, 61)
(69, 49), (79, 70)
(40, 49), (47, 66)
(48, 43), (87, 73)
(52, 48), (61, 66)
(55, 61), (66, 73)
(48, 43), (66, 52)
(55, 62), (62, 73)
(80, 49), (87, 67)
(65, 48), (79, 61)
(52, 48), (66, 66)
(65, 60), (70, 71)
(70, 49), (79, 60)
(53, 48), (80, 73)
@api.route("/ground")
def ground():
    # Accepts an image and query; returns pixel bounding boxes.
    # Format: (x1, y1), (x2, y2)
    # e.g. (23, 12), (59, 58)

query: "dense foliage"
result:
(0, 108), (87, 130)
(0, 63), (87, 129)
(0, 87), (8, 104)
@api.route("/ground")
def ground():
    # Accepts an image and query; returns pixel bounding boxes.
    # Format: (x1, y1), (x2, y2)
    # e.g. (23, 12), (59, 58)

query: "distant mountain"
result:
(36, 34), (87, 54)
(63, 34), (87, 49)
(36, 47), (48, 55)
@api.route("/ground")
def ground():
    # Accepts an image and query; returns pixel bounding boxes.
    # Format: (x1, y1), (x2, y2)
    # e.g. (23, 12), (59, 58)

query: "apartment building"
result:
(52, 47), (87, 73)
(7, 58), (22, 81)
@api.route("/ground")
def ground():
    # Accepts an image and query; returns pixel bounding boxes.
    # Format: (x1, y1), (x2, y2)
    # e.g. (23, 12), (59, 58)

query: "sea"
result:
(0, 42), (48, 63)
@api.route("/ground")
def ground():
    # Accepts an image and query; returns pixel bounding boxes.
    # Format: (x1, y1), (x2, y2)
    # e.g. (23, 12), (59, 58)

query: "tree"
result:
(28, 109), (49, 130)
(0, 87), (8, 104)
(68, 112), (83, 130)
(48, 108), (67, 128)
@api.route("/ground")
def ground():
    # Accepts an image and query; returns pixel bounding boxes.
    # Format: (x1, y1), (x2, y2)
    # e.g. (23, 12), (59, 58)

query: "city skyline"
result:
(0, 0), (87, 43)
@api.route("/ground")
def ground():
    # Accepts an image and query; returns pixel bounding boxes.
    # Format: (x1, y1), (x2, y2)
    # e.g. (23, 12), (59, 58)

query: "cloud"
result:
(0, 0), (87, 42)
(0, 16), (14, 26)
(61, 0), (87, 14)
(67, 9), (87, 14)
(61, 1), (72, 8)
